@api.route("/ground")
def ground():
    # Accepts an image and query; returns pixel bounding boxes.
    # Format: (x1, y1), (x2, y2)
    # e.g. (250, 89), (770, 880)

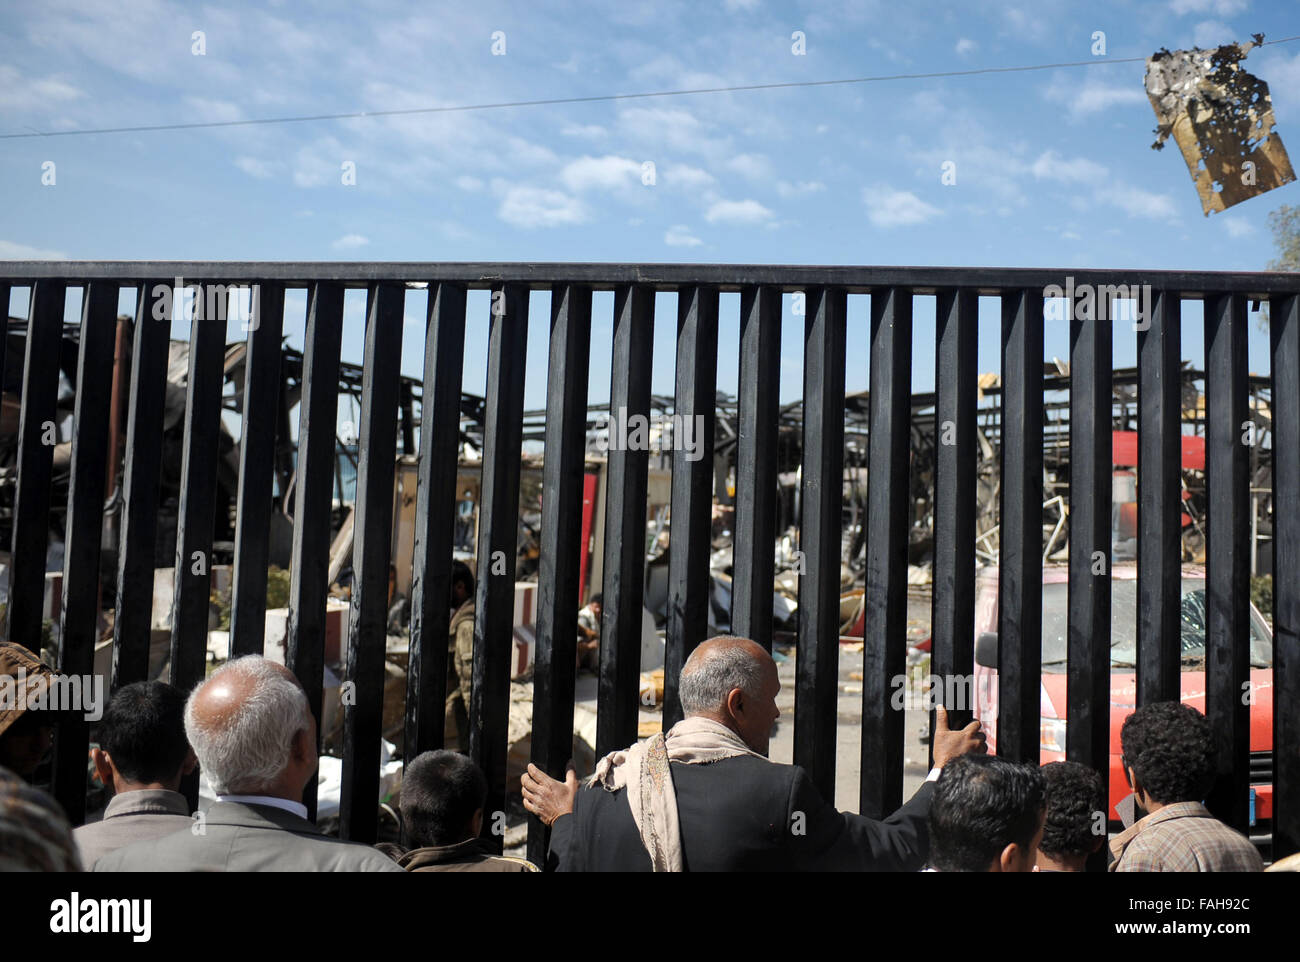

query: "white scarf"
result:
(590, 716), (766, 871)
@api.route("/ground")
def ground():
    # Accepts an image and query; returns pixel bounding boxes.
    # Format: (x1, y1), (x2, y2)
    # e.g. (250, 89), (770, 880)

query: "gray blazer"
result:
(74, 789), (195, 869)
(92, 801), (406, 873)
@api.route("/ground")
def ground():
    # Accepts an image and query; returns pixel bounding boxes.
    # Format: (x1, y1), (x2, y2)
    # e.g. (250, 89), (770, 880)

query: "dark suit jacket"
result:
(92, 802), (406, 873)
(549, 755), (934, 872)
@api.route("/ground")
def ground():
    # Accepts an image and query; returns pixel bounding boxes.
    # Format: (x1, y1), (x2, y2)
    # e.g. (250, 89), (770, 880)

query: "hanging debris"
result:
(1145, 33), (1296, 215)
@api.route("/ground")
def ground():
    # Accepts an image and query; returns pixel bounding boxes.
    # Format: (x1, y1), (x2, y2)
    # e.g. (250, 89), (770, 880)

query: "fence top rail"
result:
(3, 261), (1299, 298)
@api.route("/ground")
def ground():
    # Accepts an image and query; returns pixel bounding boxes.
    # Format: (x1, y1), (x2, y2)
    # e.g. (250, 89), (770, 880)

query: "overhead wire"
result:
(4, 34), (1298, 141)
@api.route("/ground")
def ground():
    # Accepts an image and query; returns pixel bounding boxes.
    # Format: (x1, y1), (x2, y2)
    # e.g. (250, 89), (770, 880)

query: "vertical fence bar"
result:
(339, 283), (404, 842)
(1068, 287), (1112, 868)
(1137, 290), (1183, 705)
(0, 285), (8, 400)
(860, 288), (912, 818)
(1204, 292), (1250, 832)
(931, 289), (978, 758)
(9, 280), (65, 648)
(1271, 293), (1300, 860)
(112, 284), (171, 690)
(732, 286), (781, 652)
(528, 283), (592, 865)
(406, 282), (466, 759)
(286, 282), (344, 822)
(169, 284), (229, 694)
(997, 288), (1044, 764)
(472, 283), (529, 851)
(52, 282), (116, 823)
(229, 283), (285, 657)
(795, 287), (846, 798)
(596, 285), (653, 758)
(662, 285), (719, 729)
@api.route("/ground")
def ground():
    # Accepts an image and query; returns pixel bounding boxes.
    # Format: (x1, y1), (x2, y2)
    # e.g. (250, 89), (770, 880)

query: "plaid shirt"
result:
(1109, 801), (1263, 872)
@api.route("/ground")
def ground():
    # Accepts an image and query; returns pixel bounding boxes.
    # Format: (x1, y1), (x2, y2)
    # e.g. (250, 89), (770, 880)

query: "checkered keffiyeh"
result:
(1109, 801), (1264, 872)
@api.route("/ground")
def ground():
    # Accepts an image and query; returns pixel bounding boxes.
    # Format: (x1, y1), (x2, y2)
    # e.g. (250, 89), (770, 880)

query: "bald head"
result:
(186, 656), (315, 797)
(679, 636), (780, 753)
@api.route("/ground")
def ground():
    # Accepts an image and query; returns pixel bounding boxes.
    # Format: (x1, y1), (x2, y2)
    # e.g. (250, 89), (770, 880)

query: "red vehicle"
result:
(971, 563), (1273, 847)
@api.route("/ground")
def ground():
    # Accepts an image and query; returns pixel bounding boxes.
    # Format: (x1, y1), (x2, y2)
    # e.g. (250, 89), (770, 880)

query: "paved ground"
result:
(769, 588), (935, 812)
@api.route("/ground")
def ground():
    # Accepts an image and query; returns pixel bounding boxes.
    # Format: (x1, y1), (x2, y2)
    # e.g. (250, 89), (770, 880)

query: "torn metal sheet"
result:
(1145, 34), (1296, 215)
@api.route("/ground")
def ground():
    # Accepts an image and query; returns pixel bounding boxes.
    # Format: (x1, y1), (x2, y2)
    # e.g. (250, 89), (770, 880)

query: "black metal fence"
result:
(3, 262), (1297, 867)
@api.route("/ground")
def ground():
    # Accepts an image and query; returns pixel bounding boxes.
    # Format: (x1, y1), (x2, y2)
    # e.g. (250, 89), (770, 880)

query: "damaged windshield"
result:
(1039, 579), (1271, 672)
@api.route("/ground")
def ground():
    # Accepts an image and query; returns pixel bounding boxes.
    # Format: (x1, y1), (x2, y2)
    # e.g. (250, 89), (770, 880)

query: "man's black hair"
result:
(401, 750), (487, 848)
(1120, 701), (1215, 805)
(928, 754), (1046, 872)
(450, 561), (475, 600)
(588, 593), (603, 606)
(97, 681), (190, 784)
(1039, 761), (1106, 858)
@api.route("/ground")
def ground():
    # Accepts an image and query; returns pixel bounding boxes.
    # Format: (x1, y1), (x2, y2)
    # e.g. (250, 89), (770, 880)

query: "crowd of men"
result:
(0, 630), (1287, 872)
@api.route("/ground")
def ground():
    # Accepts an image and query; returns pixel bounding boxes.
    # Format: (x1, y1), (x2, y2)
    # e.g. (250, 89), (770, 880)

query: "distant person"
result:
(446, 561), (476, 752)
(1111, 701), (1263, 872)
(927, 754), (1046, 872)
(95, 656), (402, 872)
(1036, 761), (1106, 872)
(387, 564), (411, 633)
(0, 642), (57, 783)
(576, 593), (602, 671)
(523, 635), (986, 871)
(396, 750), (536, 872)
(74, 681), (197, 867)
(0, 765), (81, 871)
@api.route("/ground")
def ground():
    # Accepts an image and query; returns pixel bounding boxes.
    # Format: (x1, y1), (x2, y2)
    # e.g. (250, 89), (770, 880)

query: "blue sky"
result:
(3, 0), (1300, 415)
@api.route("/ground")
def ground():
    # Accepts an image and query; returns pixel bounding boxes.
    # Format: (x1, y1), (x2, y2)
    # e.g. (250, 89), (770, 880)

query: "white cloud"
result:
(1170, 0), (1247, 15)
(504, 136), (558, 168)
(1192, 20), (1238, 48)
(1105, 184), (1179, 220)
(0, 239), (68, 259)
(496, 185), (586, 228)
(561, 123), (606, 139)
(1030, 150), (1108, 185)
(955, 38), (976, 56)
(0, 66), (82, 111)
(332, 234), (370, 250)
(292, 139), (347, 188)
(777, 180), (825, 197)
(1222, 217), (1254, 238)
(618, 107), (706, 153)
(705, 198), (774, 224)
(1257, 51), (1300, 121)
(726, 153), (774, 182)
(664, 164), (715, 191)
(665, 225), (704, 247)
(861, 185), (941, 227)
(455, 175), (484, 192)
(235, 156), (276, 179)
(909, 138), (1030, 206)
(560, 155), (642, 192)
(183, 97), (243, 124)
(1045, 78), (1148, 117)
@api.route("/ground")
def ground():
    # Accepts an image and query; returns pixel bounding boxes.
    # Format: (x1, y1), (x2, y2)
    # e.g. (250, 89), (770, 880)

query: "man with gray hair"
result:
(94, 656), (402, 872)
(523, 635), (986, 871)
